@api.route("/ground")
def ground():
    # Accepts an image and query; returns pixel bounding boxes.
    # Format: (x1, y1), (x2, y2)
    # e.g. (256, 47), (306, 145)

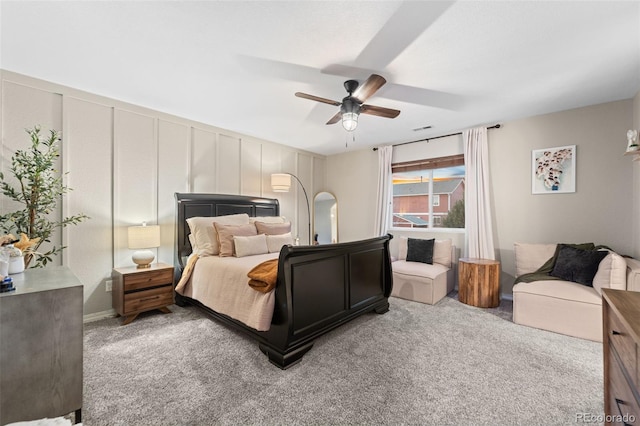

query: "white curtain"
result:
(374, 145), (393, 236)
(463, 127), (496, 259)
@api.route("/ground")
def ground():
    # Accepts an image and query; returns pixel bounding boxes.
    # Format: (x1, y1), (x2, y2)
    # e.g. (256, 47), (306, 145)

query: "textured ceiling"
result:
(1, 1), (639, 155)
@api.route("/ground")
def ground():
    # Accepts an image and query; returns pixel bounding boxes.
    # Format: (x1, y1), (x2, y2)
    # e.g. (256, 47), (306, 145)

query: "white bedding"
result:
(177, 252), (279, 331)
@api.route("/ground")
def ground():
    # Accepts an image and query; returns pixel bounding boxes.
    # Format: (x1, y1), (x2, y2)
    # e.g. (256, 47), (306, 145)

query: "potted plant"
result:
(0, 126), (88, 268)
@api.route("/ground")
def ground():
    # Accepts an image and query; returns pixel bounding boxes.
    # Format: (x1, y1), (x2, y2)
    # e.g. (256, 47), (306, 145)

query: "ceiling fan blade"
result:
(326, 111), (342, 125)
(355, 1), (454, 69)
(295, 92), (341, 106)
(352, 74), (387, 103)
(360, 104), (401, 119)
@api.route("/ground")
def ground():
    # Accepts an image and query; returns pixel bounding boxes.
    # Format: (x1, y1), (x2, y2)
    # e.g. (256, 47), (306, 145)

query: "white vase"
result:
(9, 256), (25, 274)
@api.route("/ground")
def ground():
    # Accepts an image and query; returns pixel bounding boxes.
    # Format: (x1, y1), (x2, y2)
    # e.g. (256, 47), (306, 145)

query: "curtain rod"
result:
(372, 124), (501, 151)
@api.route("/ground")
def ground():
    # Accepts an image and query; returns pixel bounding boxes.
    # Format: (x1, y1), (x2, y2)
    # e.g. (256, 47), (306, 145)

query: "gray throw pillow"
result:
(550, 245), (608, 286)
(406, 238), (435, 264)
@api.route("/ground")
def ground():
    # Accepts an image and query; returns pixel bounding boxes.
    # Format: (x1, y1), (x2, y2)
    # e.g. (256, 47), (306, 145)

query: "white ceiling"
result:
(1, 1), (639, 156)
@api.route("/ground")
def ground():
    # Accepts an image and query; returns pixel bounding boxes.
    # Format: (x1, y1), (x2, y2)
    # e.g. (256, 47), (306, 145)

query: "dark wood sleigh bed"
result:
(174, 193), (393, 369)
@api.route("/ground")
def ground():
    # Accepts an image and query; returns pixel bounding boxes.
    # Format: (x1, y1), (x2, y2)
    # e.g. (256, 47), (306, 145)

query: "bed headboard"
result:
(174, 193), (280, 269)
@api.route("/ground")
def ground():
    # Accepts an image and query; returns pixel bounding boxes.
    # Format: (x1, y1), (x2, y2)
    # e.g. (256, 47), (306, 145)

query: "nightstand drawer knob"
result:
(140, 296), (160, 302)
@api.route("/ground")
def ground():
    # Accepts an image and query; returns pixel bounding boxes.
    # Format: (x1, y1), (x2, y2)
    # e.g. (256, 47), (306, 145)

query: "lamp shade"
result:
(128, 224), (160, 249)
(271, 173), (292, 192)
(128, 224), (160, 268)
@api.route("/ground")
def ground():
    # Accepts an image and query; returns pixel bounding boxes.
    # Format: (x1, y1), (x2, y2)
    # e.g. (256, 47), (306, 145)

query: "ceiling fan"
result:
(295, 74), (400, 132)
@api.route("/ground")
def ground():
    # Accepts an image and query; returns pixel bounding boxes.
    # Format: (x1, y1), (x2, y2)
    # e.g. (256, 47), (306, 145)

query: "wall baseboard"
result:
(84, 309), (117, 323)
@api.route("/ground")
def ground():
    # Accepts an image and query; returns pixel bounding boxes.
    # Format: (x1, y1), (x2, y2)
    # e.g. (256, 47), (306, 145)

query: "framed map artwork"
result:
(532, 145), (576, 194)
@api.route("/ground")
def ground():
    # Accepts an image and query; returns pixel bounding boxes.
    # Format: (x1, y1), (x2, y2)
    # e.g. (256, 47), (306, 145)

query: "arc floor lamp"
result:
(271, 173), (311, 245)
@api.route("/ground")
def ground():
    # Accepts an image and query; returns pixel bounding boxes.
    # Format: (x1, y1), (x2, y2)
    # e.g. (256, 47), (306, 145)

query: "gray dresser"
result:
(0, 266), (83, 425)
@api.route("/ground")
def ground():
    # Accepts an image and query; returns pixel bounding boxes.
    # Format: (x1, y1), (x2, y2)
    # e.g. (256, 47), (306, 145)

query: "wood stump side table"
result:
(458, 258), (500, 308)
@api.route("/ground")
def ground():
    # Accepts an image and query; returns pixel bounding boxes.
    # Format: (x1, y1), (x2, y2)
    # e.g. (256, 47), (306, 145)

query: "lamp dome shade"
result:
(271, 173), (291, 192)
(128, 224), (160, 249)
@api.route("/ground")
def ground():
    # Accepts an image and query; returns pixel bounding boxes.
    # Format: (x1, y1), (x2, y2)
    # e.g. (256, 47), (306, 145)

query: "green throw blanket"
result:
(514, 242), (612, 284)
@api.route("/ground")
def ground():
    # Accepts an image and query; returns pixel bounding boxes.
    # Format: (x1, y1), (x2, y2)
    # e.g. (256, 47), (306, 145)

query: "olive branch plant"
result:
(0, 126), (89, 268)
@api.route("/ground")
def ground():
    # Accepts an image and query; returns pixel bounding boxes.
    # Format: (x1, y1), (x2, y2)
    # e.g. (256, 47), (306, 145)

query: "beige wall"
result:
(327, 98), (637, 297)
(491, 99), (634, 294)
(326, 149), (379, 242)
(0, 70), (326, 319)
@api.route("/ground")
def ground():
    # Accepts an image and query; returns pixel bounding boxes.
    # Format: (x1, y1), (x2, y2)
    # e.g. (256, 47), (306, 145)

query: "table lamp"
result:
(128, 223), (160, 268)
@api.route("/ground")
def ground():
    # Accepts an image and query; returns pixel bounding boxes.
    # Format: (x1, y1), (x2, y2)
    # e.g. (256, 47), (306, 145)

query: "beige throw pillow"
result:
(513, 242), (557, 277)
(398, 236), (408, 260)
(433, 239), (452, 268)
(214, 223), (257, 257)
(593, 251), (627, 294)
(255, 221), (292, 235)
(186, 213), (250, 256)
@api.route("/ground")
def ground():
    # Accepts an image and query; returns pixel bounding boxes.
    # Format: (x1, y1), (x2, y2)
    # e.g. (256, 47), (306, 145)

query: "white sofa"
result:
(391, 237), (455, 305)
(512, 243), (640, 342)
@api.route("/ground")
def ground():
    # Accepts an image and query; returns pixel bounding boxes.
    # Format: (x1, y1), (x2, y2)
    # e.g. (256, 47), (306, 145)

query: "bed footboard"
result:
(260, 234), (393, 368)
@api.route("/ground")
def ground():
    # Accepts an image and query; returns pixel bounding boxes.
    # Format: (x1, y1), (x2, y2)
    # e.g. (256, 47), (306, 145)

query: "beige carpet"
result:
(83, 295), (602, 425)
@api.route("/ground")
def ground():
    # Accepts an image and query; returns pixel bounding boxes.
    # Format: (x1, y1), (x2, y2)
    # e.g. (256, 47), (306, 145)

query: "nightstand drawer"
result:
(608, 307), (638, 388)
(124, 286), (173, 314)
(124, 268), (173, 291)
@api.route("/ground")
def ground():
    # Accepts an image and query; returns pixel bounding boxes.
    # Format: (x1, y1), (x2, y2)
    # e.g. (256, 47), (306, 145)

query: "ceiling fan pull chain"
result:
(345, 131), (355, 148)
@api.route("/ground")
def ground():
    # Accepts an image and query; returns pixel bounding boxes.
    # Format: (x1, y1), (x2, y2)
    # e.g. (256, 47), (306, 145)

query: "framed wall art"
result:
(532, 145), (576, 194)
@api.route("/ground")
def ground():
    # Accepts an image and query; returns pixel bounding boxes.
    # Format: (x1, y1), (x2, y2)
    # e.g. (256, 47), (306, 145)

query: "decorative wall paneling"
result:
(63, 97), (114, 315)
(216, 133), (241, 195)
(157, 119), (190, 265)
(0, 70), (326, 317)
(113, 109), (158, 269)
(191, 127), (217, 192)
(297, 153), (313, 245)
(240, 138), (262, 197)
(1, 81), (63, 264)
(278, 149), (298, 241)
(313, 156), (327, 193)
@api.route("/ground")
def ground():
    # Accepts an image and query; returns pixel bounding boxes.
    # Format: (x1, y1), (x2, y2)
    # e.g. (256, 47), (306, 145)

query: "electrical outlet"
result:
(105, 280), (112, 292)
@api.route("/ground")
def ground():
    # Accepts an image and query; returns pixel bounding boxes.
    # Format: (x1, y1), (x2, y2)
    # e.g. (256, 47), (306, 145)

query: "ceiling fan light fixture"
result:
(342, 112), (359, 132)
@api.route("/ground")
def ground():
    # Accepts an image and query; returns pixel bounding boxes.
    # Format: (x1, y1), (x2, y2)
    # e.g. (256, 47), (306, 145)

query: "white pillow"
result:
(398, 236), (408, 260)
(514, 242), (557, 277)
(249, 216), (286, 224)
(266, 232), (294, 253)
(215, 223), (257, 257)
(593, 251), (627, 294)
(234, 234), (269, 258)
(186, 213), (250, 256)
(433, 239), (452, 268)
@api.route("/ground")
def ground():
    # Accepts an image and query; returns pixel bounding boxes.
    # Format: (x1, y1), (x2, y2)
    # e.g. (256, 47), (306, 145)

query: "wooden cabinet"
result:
(458, 258), (500, 308)
(112, 263), (174, 325)
(0, 266), (83, 425)
(603, 288), (640, 425)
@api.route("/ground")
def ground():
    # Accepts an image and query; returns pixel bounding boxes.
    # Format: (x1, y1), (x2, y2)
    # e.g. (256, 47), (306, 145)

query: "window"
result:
(391, 154), (465, 229)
